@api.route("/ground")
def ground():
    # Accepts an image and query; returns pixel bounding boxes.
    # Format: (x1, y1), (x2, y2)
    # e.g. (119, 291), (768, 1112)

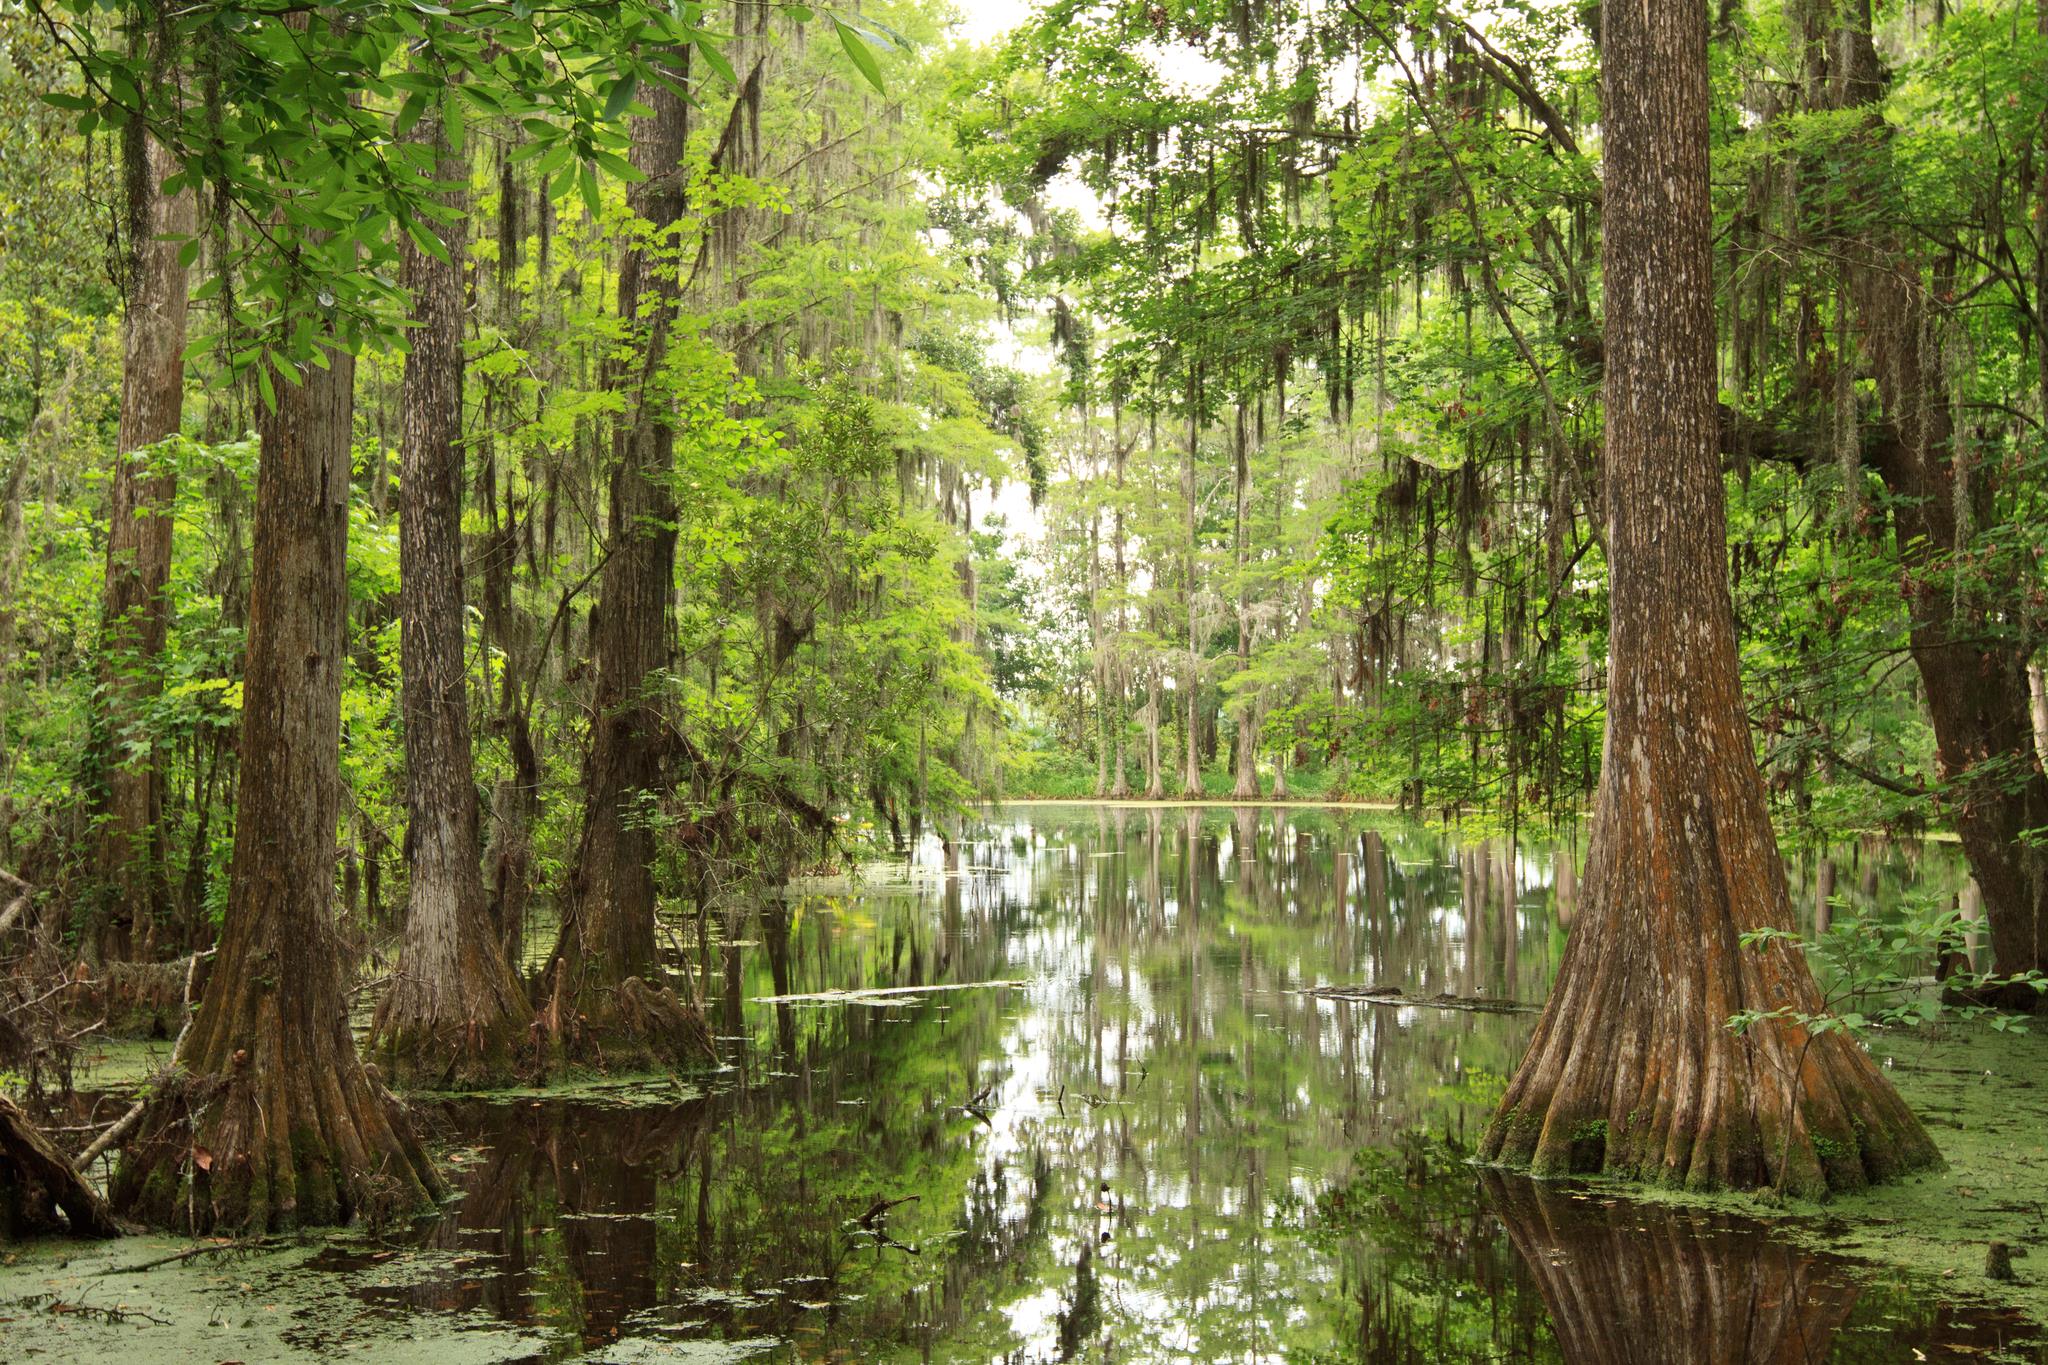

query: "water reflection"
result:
(1486, 1173), (1859, 1364)
(347, 807), (2023, 1362)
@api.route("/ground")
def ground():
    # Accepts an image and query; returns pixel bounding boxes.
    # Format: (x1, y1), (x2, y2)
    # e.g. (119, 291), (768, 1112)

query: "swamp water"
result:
(2, 804), (2040, 1363)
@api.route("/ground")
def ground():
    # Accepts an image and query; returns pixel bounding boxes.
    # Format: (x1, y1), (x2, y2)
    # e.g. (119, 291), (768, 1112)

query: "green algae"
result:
(0, 1231), (552, 1362)
(66, 1036), (177, 1094)
(1554, 1022), (2048, 1347)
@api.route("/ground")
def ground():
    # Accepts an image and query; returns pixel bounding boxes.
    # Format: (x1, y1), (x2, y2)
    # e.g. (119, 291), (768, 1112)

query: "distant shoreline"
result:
(976, 798), (1959, 843)
(984, 797), (1404, 811)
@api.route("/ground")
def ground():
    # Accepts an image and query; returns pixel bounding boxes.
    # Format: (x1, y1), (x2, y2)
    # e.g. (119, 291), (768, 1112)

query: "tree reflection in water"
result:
(1483, 1172), (1856, 1365)
(328, 809), (2036, 1363)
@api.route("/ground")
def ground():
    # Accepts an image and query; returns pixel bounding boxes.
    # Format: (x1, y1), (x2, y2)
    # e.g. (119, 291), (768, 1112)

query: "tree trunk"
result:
(1813, 855), (1834, 937)
(113, 338), (442, 1233)
(1231, 406), (1259, 800)
(375, 96), (533, 1088)
(1480, 0), (1937, 1196)
(0, 448), (29, 779)
(1853, 280), (2048, 998)
(1143, 669), (1165, 799)
(92, 131), (193, 960)
(1088, 503), (1109, 797)
(1108, 431), (1132, 799)
(540, 50), (712, 1068)
(1811, 1), (2048, 1003)
(2029, 663), (2048, 775)
(1183, 393), (1204, 796)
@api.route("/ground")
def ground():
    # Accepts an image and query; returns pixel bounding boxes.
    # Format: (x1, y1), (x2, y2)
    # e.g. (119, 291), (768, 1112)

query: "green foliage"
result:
(1730, 895), (2048, 1043)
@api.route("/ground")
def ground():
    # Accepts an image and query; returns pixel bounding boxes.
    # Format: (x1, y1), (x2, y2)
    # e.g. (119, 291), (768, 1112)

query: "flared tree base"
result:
(373, 953), (535, 1091)
(111, 1055), (443, 1234)
(1481, 876), (1943, 1198)
(539, 973), (716, 1072)
(373, 1008), (534, 1092)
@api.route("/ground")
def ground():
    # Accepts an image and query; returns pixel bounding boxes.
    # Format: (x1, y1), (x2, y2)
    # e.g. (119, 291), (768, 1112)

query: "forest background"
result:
(0, 0), (2043, 1150)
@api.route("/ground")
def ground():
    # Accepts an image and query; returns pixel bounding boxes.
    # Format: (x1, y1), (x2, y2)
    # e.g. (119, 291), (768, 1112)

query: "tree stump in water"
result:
(537, 968), (716, 1070)
(0, 1095), (120, 1238)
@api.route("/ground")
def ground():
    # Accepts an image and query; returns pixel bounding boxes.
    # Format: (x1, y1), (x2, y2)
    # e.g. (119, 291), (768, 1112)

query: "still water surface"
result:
(6, 804), (2038, 1362)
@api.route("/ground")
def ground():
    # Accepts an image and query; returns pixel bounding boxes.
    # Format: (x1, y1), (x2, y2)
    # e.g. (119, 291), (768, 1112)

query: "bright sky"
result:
(950, 0), (1035, 46)
(934, 0), (1273, 560)
(938, 3), (1055, 555)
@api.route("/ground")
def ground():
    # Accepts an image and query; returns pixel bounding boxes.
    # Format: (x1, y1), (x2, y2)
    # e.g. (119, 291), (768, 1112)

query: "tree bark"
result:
(0, 1095), (120, 1239)
(1231, 405), (1259, 799)
(540, 50), (712, 1069)
(92, 129), (193, 960)
(0, 448), (29, 754)
(112, 339), (441, 1233)
(1089, 502), (1109, 796)
(2029, 663), (2048, 776)
(1182, 403), (1204, 796)
(375, 96), (533, 1087)
(1480, 0), (1937, 1196)
(1810, 0), (2048, 1003)
(1143, 668), (1165, 799)
(1108, 429), (1132, 798)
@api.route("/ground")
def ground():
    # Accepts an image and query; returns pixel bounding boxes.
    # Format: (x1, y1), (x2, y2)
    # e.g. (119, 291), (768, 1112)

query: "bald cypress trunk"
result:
(375, 97), (533, 1087)
(1809, 8), (2048, 1004)
(92, 128), (192, 961)
(1183, 392), (1204, 797)
(1481, 0), (1937, 1195)
(540, 50), (711, 1068)
(1144, 669), (1165, 799)
(1231, 406), (1259, 801)
(114, 339), (441, 1232)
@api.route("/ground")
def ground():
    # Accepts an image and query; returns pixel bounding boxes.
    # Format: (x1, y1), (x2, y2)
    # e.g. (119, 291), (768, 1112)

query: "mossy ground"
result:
(1577, 1022), (2048, 1345)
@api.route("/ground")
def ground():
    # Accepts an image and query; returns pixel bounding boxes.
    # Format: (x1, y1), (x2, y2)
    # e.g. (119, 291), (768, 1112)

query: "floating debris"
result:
(751, 979), (1031, 1005)
(1302, 984), (1541, 1014)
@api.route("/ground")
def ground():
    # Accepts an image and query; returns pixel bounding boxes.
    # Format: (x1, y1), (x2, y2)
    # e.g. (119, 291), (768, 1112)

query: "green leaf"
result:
(604, 73), (639, 121)
(406, 216), (451, 265)
(395, 90), (430, 138)
(579, 161), (602, 220)
(591, 149), (646, 184)
(694, 35), (738, 88)
(831, 18), (886, 94)
(444, 92), (466, 155)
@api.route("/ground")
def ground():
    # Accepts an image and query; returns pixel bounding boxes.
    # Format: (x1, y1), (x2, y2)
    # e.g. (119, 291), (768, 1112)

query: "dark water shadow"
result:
(1481, 1171), (2041, 1365)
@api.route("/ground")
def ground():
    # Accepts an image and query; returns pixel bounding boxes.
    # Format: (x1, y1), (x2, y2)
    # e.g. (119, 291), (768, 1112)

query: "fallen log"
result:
(0, 1094), (120, 1238)
(1301, 984), (1541, 1015)
(752, 979), (1031, 1005)
(0, 869), (30, 940)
